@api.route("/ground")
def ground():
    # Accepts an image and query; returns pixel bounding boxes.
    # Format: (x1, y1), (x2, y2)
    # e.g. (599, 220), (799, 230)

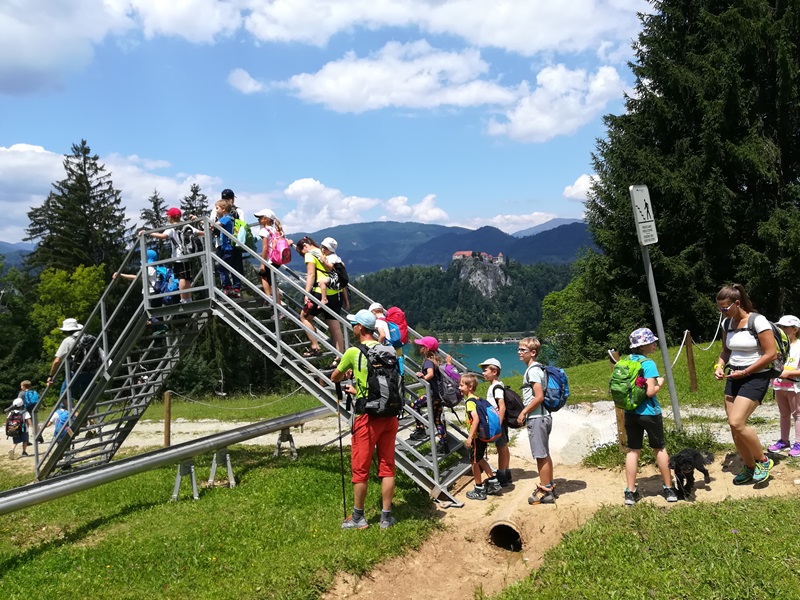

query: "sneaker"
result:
(486, 478), (502, 495)
(408, 429), (428, 441)
(752, 457), (774, 483)
(231, 288), (242, 299)
(496, 471), (509, 488)
(789, 442), (800, 458)
(505, 469), (513, 483)
(341, 515), (369, 530)
(466, 485), (487, 501)
(380, 516), (397, 530)
(36, 434), (44, 444)
(435, 441), (450, 455)
(662, 486), (678, 503)
(768, 439), (790, 452)
(624, 489), (640, 506)
(732, 465), (754, 485)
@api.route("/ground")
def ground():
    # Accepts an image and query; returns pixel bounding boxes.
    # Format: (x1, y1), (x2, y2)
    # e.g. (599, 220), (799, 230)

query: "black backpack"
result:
(70, 334), (103, 372)
(355, 343), (403, 417)
(179, 224), (202, 256)
(5, 410), (25, 437)
(326, 262), (350, 291)
(501, 386), (525, 428)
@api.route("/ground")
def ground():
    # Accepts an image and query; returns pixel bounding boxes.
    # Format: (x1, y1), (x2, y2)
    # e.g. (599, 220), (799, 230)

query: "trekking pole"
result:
(334, 382), (348, 520)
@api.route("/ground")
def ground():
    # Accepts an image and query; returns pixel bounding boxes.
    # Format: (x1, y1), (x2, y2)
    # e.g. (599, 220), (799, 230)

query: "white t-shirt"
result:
(726, 314), (771, 369)
(486, 380), (505, 411)
(325, 252), (342, 265)
(772, 338), (800, 392)
(166, 228), (182, 259)
(54, 333), (79, 360)
(522, 363), (546, 418)
(374, 317), (391, 342)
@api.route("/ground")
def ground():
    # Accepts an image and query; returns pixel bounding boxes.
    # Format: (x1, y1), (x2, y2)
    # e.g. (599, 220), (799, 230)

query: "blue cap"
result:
(146, 249), (157, 263)
(346, 309), (376, 330)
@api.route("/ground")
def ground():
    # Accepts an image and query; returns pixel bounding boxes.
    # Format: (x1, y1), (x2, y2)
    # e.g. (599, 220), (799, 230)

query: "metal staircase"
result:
(33, 219), (473, 505)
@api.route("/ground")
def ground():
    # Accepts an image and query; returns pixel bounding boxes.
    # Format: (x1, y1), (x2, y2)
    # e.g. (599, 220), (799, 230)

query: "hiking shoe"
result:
(768, 439), (790, 452)
(341, 515), (369, 530)
(732, 465), (754, 485)
(380, 516), (397, 530)
(435, 441), (450, 455)
(752, 458), (774, 483)
(496, 471), (509, 488)
(466, 485), (487, 501)
(36, 434), (44, 444)
(505, 469), (513, 483)
(7, 450), (14, 461)
(231, 288), (242, 299)
(408, 429), (428, 441)
(486, 478), (502, 495)
(789, 442), (800, 458)
(662, 486), (678, 502)
(624, 489), (640, 506)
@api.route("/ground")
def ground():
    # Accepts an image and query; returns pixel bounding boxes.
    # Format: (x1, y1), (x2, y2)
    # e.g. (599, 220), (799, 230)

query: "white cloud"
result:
(384, 193), (449, 223)
(487, 64), (624, 142)
(228, 68), (265, 94)
(280, 41), (520, 113)
(281, 178), (381, 231)
(460, 211), (558, 234)
(127, 0), (241, 43)
(563, 173), (595, 202)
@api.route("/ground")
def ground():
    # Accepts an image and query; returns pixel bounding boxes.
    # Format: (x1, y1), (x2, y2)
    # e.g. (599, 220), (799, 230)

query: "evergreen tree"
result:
(181, 183), (210, 219)
(543, 0), (800, 363)
(140, 189), (168, 256)
(25, 140), (132, 276)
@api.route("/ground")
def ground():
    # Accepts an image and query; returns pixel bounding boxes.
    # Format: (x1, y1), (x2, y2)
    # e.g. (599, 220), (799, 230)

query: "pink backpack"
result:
(269, 236), (292, 266)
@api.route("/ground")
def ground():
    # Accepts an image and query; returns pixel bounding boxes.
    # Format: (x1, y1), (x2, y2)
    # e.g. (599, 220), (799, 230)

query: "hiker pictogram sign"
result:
(629, 185), (658, 246)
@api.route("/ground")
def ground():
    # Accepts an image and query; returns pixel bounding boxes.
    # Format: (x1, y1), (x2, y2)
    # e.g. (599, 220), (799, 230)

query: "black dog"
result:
(669, 449), (713, 499)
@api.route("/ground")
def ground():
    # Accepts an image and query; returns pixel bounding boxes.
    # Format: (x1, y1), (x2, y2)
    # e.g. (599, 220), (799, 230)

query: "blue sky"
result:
(0, 0), (648, 244)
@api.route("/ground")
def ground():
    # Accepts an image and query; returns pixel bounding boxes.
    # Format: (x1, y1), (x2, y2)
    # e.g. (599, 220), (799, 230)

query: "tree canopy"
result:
(541, 0), (800, 363)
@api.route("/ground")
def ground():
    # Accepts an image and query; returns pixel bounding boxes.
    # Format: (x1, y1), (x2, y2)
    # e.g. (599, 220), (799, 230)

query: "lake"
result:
(439, 342), (526, 375)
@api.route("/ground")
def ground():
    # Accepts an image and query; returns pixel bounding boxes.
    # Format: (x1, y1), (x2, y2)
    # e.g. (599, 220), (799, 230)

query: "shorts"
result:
(350, 414), (398, 483)
(526, 414), (552, 459)
(11, 431), (29, 445)
(303, 290), (343, 318)
(494, 424), (508, 449)
(173, 261), (192, 281)
(624, 412), (665, 450)
(471, 438), (488, 464)
(724, 368), (771, 403)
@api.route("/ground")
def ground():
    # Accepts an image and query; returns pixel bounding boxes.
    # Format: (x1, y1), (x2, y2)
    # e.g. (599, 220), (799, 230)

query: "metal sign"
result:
(629, 185), (658, 246)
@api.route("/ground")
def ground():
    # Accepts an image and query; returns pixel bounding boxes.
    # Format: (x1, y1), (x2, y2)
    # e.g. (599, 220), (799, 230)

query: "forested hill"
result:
(356, 261), (572, 333)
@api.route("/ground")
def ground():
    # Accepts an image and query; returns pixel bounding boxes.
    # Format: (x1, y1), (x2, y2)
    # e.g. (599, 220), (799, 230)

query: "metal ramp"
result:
(33, 219), (473, 505)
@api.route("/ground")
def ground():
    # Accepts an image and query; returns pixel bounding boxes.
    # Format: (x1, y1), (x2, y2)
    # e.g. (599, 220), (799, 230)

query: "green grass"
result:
(0, 446), (438, 599)
(492, 498), (800, 600)
(140, 391), (322, 422)
(583, 428), (726, 469)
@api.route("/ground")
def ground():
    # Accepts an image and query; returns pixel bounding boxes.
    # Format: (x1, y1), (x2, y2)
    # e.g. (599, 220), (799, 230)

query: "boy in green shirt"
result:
(462, 373), (500, 500)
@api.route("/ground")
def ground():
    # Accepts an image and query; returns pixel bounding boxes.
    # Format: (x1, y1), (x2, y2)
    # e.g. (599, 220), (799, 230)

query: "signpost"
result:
(629, 185), (682, 429)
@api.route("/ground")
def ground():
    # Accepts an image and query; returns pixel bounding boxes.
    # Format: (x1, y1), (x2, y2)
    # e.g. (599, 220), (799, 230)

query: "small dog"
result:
(669, 448), (713, 499)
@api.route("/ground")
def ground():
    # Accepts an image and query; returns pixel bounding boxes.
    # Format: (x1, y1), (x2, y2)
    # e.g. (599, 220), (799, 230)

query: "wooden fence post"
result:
(164, 390), (172, 447)
(609, 350), (627, 451)
(685, 330), (698, 392)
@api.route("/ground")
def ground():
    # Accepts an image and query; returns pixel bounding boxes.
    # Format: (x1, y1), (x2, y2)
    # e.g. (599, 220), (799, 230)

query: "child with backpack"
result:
(462, 373), (501, 500)
(6, 398), (31, 460)
(619, 328), (677, 504)
(45, 402), (72, 442)
(254, 208), (291, 306)
(768, 315), (800, 457)
(479, 358), (512, 488)
(140, 207), (201, 303)
(317, 237), (347, 304)
(517, 336), (557, 505)
(213, 199), (243, 298)
(410, 336), (448, 454)
(370, 303), (391, 344)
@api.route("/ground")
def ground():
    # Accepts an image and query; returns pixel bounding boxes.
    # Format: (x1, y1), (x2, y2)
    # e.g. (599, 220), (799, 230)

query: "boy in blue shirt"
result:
(462, 373), (500, 500)
(624, 328), (678, 505)
(213, 199), (242, 297)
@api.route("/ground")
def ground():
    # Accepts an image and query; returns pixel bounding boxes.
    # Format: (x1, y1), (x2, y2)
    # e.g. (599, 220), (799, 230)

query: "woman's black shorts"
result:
(724, 368), (771, 403)
(303, 290), (343, 319)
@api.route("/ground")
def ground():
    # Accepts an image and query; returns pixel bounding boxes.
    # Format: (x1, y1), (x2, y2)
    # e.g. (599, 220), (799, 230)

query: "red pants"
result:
(351, 414), (399, 483)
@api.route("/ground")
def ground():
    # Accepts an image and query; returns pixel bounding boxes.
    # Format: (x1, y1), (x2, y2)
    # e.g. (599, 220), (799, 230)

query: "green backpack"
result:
(609, 356), (648, 411)
(233, 219), (256, 252)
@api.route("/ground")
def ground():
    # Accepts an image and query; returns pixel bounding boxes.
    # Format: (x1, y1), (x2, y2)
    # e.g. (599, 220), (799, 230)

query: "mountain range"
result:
(286, 220), (593, 273)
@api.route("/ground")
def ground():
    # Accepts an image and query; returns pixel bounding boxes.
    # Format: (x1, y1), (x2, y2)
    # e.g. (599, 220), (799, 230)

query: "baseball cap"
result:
(146, 249), (158, 263)
(368, 302), (384, 313)
(221, 188), (235, 200)
(254, 208), (277, 220)
(12, 398), (23, 408)
(414, 336), (439, 352)
(347, 309), (376, 330)
(321, 237), (338, 252)
(629, 327), (658, 348)
(478, 357), (502, 371)
(166, 207), (182, 218)
(777, 315), (800, 328)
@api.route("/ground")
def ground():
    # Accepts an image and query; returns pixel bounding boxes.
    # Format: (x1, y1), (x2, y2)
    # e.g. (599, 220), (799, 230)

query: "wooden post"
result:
(164, 390), (172, 447)
(609, 350), (627, 451)
(685, 330), (698, 392)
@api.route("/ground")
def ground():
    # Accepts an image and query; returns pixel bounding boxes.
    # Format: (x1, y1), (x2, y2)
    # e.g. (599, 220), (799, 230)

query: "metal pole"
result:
(164, 390), (172, 447)
(641, 247), (682, 430)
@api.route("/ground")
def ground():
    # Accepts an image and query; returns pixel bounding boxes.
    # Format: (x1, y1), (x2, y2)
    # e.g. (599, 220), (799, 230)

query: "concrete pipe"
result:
(487, 492), (538, 551)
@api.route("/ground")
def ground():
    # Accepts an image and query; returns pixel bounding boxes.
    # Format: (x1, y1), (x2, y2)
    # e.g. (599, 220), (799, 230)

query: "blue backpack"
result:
(23, 390), (40, 411)
(53, 408), (71, 441)
(387, 322), (403, 347)
(527, 364), (570, 413)
(475, 397), (502, 442)
(155, 266), (179, 304)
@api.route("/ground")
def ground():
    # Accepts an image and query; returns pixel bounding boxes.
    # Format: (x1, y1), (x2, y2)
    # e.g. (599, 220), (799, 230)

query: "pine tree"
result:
(25, 140), (133, 276)
(181, 183), (210, 219)
(140, 189), (168, 257)
(543, 0), (800, 363)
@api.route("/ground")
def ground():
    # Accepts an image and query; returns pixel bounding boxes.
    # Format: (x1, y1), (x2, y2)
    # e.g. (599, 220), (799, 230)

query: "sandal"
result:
(302, 348), (322, 358)
(528, 483), (557, 505)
